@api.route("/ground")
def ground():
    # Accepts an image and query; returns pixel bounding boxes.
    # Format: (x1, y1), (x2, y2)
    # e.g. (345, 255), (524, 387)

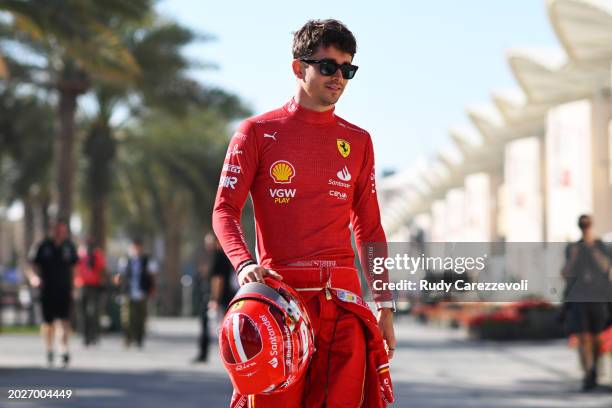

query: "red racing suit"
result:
(213, 98), (393, 406)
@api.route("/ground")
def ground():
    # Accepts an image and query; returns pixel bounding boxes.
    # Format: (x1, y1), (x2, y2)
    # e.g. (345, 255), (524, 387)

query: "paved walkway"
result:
(0, 317), (611, 407)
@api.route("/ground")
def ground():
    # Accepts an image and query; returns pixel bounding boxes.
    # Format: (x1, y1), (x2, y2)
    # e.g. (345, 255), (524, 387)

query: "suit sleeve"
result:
(30, 243), (42, 265)
(212, 120), (259, 271)
(351, 135), (393, 302)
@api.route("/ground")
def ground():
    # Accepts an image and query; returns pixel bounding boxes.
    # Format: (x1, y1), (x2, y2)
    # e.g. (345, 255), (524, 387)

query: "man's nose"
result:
(331, 67), (343, 79)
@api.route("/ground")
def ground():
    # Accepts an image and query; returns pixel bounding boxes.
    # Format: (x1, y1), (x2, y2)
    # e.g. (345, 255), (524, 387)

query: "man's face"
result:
(299, 45), (353, 108)
(53, 223), (68, 241)
(580, 217), (593, 233)
(130, 242), (143, 257)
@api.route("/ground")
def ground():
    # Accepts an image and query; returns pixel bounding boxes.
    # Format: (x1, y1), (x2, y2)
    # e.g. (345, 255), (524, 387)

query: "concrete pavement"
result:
(0, 316), (611, 407)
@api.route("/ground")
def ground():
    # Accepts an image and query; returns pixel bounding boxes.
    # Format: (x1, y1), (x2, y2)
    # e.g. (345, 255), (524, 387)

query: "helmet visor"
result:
(221, 313), (263, 364)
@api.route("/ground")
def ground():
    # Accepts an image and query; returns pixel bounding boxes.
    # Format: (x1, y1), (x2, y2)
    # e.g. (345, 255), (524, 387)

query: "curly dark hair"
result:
(292, 19), (357, 59)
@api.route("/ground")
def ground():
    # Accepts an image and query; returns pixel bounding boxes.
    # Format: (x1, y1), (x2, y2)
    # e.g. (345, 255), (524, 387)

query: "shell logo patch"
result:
(231, 301), (244, 311)
(270, 160), (296, 184)
(337, 139), (351, 158)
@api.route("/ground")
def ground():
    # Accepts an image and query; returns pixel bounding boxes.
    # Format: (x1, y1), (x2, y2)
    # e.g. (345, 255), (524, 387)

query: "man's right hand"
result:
(29, 274), (41, 288)
(238, 264), (283, 286)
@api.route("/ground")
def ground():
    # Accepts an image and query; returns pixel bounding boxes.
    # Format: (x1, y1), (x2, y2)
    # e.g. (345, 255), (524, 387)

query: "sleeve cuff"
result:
(236, 259), (256, 274)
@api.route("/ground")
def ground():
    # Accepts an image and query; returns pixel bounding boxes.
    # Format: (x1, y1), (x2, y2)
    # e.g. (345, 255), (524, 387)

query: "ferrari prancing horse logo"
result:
(337, 139), (350, 158)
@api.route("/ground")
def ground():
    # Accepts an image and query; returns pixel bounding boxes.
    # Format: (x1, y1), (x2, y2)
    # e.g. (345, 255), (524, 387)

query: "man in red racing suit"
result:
(213, 19), (396, 407)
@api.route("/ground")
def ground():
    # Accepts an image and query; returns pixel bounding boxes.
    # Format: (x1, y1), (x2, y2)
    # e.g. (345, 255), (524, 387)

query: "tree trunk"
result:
(23, 193), (35, 261)
(85, 120), (116, 250)
(55, 89), (78, 222)
(55, 62), (89, 224)
(40, 190), (51, 236)
(160, 193), (187, 316)
(22, 193), (37, 326)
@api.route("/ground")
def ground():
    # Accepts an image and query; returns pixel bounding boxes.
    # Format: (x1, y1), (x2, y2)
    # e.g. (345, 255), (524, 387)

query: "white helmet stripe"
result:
(232, 314), (249, 363)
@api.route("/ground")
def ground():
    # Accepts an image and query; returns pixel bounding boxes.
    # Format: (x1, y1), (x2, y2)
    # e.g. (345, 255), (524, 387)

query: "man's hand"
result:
(238, 264), (283, 286)
(377, 308), (396, 359)
(29, 274), (41, 288)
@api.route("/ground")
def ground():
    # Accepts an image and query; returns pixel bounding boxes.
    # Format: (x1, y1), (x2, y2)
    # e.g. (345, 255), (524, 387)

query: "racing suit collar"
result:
(284, 98), (336, 124)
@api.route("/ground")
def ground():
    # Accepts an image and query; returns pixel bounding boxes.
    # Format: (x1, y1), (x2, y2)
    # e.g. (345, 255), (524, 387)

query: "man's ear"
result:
(292, 59), (304, 80)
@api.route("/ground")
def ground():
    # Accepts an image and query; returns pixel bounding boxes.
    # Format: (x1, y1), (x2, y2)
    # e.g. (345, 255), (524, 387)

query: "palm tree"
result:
(111, 108), (242, 315)
(82, 20), (202, 249)
(0, 0), (151, 221)
(0, 88), (54, 261)
(82, 17), (250, 249)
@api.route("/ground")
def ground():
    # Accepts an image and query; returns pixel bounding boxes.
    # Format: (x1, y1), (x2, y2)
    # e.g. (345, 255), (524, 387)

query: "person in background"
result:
(114, 238), (157, 349)
(193, 232), (236, 363)
(562, 214), (611, 391)
(27, 218), (78, 367)
(75, 236), (106, 346)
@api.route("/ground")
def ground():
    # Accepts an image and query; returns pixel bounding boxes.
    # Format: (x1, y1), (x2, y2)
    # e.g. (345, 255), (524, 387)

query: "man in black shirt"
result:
(562, 214), (611, 391)
(28, 219), (78, 367)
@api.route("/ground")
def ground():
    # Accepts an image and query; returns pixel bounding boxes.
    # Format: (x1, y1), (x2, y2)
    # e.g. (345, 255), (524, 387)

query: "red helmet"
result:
(219, 278), (314, 395)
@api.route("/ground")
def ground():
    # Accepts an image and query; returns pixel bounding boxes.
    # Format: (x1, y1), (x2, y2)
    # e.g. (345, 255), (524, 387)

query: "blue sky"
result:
(158, 0), (559, 173)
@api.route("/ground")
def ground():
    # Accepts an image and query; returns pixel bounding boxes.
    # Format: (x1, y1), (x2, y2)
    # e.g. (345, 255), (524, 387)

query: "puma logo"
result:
(264, 132), (277, 141)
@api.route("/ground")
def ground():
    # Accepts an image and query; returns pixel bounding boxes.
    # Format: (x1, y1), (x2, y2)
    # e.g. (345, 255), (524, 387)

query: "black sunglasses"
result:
(299, 58), (359, 79)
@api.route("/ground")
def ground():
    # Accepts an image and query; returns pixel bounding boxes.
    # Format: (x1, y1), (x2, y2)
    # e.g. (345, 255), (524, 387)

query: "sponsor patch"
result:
(370, 165), (376, 193)
(232, 131), (248, 141)
(268, 357), (279, 368)
(270, 160), (296, 184)
(337, 139), (351, 158)
(222, 164), (241, 174)
(219, 175), (238, 189)
(337, 166), (351, 181)
(329, 190), (348, 200)
(264, 132), (277, 141)
(260, 314), (279, 358)
(225, 144), (243, 158)
(270, 188), (296, 204)
(236, 361), (256, 371)
(336, 289), (358, 304)
(329, 178), (351, 189)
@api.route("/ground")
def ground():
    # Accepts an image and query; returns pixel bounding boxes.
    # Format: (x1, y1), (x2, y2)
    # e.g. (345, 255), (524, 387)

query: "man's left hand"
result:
(377, 308), (396, 359)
